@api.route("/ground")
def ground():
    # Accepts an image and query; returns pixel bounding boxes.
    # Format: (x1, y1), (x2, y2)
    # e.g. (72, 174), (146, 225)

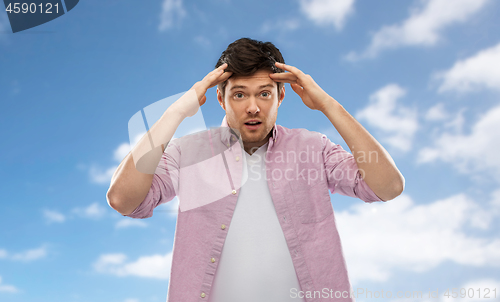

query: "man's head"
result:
(215, 38), (286, 152)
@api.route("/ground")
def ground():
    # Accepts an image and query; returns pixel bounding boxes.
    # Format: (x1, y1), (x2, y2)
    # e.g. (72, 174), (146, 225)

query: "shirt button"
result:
(201, 292), (206, 298)
(221, 224), (226, 230)
(211, 257), (216, 263)
(231, 189), (237, 195)
(235, 156), (240, 161)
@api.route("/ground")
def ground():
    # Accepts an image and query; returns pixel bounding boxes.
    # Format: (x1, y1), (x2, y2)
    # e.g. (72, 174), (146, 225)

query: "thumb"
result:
(290, 83), (303, 98)
(199, 95), (207, 106)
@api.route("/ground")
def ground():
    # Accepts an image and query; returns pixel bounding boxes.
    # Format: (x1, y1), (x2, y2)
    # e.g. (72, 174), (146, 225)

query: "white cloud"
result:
(443, 108), (466, 133)
(0, 284), (19, 293)
(89, 133), (143, 185)
(115, 219), (148, 229)
(0, 276), (19, 293)
(418, 105), (500, 182)
(448, 279), (500, 302)
(90, 122), (202, 187)
(42, 209), (66, 224)
(72, 202), (107, 219)
(42, 203), (109, 224)
(260, 18), (300, 35)
(435, 42), (500, 93)
(337, 192), (500, 283)
(425, 103), (448, 121)
(0, 246), (48, 262)
(492, 189), (500, 211)
(114, 143), (131, 162)
(158, 0), (186, 31)
(93, 252), (172, 280)
(345, 0), (491, 61)
(10, 245), (48, 262)
(299, 0), (355, 31)
(356, 84), (418, 152)
(193, 35), (211, 48)
(89, 164), (117, 185)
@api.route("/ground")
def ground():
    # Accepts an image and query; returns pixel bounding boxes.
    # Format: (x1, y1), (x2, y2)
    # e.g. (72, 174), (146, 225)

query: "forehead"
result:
(226, 70), (277, 90)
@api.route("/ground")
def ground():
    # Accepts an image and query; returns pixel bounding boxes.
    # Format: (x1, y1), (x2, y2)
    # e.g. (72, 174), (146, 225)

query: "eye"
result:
(260, 91), (271, 98)
(234, 92), (244, 99)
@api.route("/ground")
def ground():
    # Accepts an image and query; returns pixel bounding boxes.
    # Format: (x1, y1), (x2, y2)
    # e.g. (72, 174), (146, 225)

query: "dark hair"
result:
(215, 37), (285, 99)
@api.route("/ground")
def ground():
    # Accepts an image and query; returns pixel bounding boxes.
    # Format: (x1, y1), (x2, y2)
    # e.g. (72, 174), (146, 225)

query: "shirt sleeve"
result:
(322, 134), (384, 203)
(125, 140), (181, 219)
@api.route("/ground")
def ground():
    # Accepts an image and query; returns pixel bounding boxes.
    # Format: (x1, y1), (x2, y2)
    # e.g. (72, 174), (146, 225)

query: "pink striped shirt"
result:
(125, 116), (384, 301)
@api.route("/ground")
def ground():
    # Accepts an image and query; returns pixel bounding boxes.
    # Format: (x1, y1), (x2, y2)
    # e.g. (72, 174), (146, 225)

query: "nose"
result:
(246, 97), (260, 114)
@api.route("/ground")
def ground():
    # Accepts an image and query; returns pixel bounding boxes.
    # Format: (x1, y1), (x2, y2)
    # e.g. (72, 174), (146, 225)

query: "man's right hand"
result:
(176, 63), (232, 117)
(107, 64), (232, 216)
(170, 63), (231, 118)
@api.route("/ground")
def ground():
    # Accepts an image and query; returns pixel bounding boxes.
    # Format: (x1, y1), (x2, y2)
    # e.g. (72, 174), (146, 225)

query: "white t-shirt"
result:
(208, 143), (305, 302)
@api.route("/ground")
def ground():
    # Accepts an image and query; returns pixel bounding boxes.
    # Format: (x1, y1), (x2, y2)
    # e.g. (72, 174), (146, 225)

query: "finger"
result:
(275, 62), (302, 74)
(216, 62), (228, 71)
(290, 83), (304, 98)
(219, 70), (233, 82)
(269, 72), (298, 84)
(204, 68), (230, 88)
(208, 71), (233, 89)
(211, 64), (228, 77)
(275, 62), (308, 82)
(206, 63), (228, 80)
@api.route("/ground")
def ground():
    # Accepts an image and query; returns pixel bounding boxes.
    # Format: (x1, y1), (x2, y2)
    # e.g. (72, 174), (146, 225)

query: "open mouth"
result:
(244, 121), (262, 125)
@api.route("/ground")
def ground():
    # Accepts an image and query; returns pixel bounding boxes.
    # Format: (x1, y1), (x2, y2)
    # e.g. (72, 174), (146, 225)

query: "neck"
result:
(243, 132), (271, 155)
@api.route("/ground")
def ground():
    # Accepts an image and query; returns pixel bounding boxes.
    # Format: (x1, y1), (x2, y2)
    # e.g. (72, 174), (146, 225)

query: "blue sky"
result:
(1, 0), (500, 301)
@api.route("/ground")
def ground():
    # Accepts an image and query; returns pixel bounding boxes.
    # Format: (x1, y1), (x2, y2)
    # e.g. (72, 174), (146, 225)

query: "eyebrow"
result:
(229, 84), (275, 91)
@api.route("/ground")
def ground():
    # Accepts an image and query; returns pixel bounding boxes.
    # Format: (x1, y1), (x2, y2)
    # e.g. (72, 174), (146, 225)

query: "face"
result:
(217, 69), (285, 153)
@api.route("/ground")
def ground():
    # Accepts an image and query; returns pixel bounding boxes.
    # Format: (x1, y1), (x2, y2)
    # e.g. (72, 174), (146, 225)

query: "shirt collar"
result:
(220, 115), (278, 146)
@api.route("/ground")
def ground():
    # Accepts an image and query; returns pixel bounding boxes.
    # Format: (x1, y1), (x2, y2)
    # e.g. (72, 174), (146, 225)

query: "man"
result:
(107, 38), (404, 302)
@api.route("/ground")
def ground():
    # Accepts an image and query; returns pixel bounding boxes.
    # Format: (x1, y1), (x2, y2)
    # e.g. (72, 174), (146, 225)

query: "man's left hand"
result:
(269, 62), (335, 112)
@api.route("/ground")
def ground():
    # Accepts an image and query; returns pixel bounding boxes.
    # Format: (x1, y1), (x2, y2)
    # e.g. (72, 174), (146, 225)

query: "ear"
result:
(217, 87), (226, 111)
(278, 85), (285, 107)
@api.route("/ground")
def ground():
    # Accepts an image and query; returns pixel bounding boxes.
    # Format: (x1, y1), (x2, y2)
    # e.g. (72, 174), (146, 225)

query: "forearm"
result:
(322, 98), (404, 201)
(107, 150), (156, 216)
(106, 64), (231, 215)
(107, 90), (195, 215)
